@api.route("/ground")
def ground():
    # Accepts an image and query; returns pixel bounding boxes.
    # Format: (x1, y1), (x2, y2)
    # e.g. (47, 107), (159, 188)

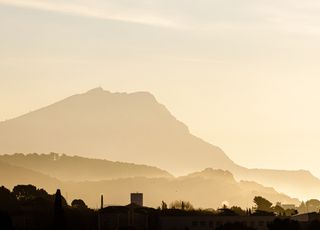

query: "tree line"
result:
(2, 184), (320, 230)
(0, 185), (96, 230)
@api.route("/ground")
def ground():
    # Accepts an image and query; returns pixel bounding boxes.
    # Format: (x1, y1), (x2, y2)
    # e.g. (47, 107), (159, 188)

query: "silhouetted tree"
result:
(0, 186), (18, 212)
(267, 218), (301, 230)
(170, 200), (194, 210)
(13, 184), (39, 201)
(284, 208), (298, 216)
(246, 208), (252, 215)
(306, 199), (320, 212)
(273, 205), (284, 216)
(71, 199), (87, 209)
(0, 185), (98, 230)
(298, 201), (307, 213)
(161, 201), (168, 210)
(253, 196), (273, 212)
(12, 184), (49, 201)
(53, 189), (65, 230)
(181, 201), (185, 210)
(230, 206), (246, 216)
(217, 206), (238, 216)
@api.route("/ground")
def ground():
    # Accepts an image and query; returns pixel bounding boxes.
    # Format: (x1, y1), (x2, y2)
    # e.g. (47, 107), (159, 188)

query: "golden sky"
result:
(1, 0), (320, 176)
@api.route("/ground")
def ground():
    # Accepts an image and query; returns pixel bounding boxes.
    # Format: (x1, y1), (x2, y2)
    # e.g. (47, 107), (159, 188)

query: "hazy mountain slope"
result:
(0, 153), (172, 181)
(0, 87), (236, 175)
(0, 160), (59, 192)
(235, 168), (320, 200)
(0, 88), (319, 199)
(0, 162), (299, 209)
(61, 168), (299, 208)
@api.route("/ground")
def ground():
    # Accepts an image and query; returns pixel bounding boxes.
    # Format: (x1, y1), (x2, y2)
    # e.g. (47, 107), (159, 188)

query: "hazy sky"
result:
(1, 0), (320, 176)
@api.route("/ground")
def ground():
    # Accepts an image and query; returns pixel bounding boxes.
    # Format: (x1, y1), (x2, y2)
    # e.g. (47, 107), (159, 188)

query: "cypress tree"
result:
(53, 189), (65, 230)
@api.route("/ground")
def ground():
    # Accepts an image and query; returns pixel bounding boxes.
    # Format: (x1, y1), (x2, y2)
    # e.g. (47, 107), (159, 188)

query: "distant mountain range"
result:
(0, 153), (172, 181)
(0, 88), (319, 200)
(62, 168), (300, 208)
(0, 159), (298, 208)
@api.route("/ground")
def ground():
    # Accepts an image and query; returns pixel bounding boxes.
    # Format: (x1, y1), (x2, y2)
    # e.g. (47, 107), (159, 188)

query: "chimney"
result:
(100, 194), (104, 209)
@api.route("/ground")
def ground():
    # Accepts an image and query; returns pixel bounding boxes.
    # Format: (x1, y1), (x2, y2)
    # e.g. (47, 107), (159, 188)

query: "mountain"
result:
(0, 87), (320, 199)
(0, 153), (172, 181)
(0, 87), (236, 175)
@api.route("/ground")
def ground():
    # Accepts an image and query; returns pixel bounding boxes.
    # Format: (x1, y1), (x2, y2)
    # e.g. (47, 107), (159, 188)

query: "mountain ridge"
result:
(0, 88), (319, 200)
(0, 153), (172, 181)
(0, 87), (235, 175)
(0, 159), (299, 208)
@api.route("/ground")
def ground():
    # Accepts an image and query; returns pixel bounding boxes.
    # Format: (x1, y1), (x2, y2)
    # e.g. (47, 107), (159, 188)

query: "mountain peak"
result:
(0, 88), (232, 175)
(84, 88), (156, 102)
(86, 87), (106, 94)
(186, 168), (235, 181)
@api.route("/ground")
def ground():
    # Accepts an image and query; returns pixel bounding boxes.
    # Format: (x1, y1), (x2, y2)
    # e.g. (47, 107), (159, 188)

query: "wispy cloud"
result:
(2, 0), (320, 35)
(0, 0), (180, 28)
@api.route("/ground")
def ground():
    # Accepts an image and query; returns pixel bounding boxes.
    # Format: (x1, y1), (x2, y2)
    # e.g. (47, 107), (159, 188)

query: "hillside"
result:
(0, 160), (59, 193)
(0, 88), (320, 199)
(235, 168), (320, 201)
(61, 168), (300, 208)
(0, 161), (298, 208)
(0, 153), (172, 181)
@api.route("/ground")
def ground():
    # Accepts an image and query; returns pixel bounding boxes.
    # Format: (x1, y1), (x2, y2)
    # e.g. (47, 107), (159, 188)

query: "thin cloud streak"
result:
(2, 0), (320, 35)
(0, 0), (180, 28)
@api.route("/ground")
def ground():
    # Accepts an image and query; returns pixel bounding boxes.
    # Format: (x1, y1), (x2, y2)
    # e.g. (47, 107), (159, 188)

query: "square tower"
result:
(130, 193), (143, 206)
